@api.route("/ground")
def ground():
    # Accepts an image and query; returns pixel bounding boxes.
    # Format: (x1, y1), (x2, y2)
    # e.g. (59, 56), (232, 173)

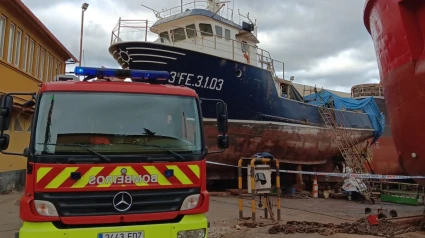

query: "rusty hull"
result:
(203, 119), (374, 180)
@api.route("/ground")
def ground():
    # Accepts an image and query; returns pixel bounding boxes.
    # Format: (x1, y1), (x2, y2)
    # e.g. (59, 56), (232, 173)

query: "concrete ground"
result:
(1, 191), (424, 238)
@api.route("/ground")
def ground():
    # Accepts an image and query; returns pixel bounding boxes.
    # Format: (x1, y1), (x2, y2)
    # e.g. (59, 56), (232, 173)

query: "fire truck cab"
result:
(0, 66), (229, 238)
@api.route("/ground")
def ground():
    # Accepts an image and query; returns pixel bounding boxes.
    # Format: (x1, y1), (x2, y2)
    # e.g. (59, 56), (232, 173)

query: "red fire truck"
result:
(0, 66), (229, 238)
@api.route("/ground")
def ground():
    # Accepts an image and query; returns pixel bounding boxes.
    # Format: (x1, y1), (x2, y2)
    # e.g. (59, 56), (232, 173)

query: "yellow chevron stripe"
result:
(71, 167), (104, 188)
(166, 165), (192, 185)
(36, 167), (52, 183)
(144, 166), (171, 185)
(45, 167), (79, 189)
(96, 166), (149, 188)
(188, 165), (200, 179)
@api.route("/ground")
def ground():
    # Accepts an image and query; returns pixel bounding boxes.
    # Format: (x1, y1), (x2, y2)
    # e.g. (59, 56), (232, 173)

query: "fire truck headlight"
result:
(177, 228), (206, 238)
(34, 200), (59, 216)
(180, 194), (200, 211)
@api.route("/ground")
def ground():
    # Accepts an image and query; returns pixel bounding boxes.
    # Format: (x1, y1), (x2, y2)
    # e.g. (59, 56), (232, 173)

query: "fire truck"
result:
(0, 66), (229, 238)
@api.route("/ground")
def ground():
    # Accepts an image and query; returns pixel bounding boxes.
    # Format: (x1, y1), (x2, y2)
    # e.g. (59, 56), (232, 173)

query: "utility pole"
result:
(79, 3), (89, 67)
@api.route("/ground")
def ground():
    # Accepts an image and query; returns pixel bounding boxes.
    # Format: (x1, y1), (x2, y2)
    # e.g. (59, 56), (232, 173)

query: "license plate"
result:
(99, 231), (144, 238)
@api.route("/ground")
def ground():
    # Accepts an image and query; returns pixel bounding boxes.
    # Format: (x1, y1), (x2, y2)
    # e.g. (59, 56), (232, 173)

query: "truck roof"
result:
(39, 80), (199, 98)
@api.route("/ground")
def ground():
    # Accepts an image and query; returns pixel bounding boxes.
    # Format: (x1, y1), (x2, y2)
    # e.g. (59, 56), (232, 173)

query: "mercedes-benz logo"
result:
(112, 191), (133, 212)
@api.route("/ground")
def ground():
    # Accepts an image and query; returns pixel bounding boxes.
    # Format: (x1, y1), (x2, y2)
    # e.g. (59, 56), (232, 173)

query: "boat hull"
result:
(109, 41), (376, 180)
(370, 97), (405, 175)
(364, 0), (425, 185)
(204, 119), (374, 179)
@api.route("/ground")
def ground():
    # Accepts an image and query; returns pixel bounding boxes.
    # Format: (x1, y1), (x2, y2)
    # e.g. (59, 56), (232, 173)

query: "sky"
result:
(21, 0), (379, 93)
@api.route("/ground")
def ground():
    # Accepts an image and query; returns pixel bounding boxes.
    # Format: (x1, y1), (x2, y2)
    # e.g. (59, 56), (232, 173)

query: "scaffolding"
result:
(318, 105), (379, 204)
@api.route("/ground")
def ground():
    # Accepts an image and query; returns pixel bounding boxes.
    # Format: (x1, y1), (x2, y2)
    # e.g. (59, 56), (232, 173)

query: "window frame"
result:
(171, 27), (186, 42)
(159, 31), (170, 42)
(186, 24), (197, 39)
(28, 39), (34, 74)
(39, 48), (45, 80)
(7, 23), (15, 63)
(215, 25), (223, 38)
(46, 53), (51, 81)
(0, 15), (6, 59)
(14, 28), (22, 67)
(23, 35), (29, 71)
(35, 44), (40, 77)
(199, 23), (213, 37)
(225, 29), (231, 41)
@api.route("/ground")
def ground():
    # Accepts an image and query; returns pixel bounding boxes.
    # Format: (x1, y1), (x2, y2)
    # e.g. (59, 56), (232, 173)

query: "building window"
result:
(0, 16), (6, 59)
(14, 28), (22, 66)
(28, 39), (34, 74)
(186, 24), (197, 38)
(46, 53), (51, 81)
(49, 55), (54, 81)
(55, 60), (58, 76)
(35, 45), (40, 77)
(215, 26), (223, 38)
(23, 35), (29, 71)
(27, 119), (32, 132)
(39, 48), (45, 80)
(13, 117), (23, 132)
(225, 29), (231, 40)
(199, 23), (213, 36)
(7, 23), (15, 63)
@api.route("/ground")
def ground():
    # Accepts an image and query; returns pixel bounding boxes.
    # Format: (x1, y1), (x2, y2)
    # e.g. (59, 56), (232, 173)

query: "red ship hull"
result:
(364, 0), (425, 185)
(369, 97), (405, 175)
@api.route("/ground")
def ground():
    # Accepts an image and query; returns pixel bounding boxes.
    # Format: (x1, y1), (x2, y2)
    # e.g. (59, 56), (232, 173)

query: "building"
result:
(0, 0), (77, 192)
(292, 82), (351, 98)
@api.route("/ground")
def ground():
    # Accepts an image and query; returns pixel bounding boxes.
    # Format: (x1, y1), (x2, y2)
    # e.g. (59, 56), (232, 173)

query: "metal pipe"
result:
(79, 3), (89, 67)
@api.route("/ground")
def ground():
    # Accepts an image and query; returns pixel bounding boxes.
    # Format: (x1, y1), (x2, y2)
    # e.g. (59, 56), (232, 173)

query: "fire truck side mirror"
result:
(217, 135), (229, 149)
(216, 102), (228, 134)
(0, 134), (10, 151)
(0, 95), (14, 131)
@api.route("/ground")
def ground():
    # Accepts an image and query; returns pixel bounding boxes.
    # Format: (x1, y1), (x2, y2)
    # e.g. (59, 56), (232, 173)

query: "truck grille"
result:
(34, 187), (200, 217)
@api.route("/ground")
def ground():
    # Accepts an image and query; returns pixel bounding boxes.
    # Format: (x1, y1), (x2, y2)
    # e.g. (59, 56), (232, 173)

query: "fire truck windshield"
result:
(33, 92), (203, 157)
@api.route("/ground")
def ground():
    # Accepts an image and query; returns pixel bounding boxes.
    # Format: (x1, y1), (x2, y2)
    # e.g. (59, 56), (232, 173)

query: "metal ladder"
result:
(318, 106), (377, 204)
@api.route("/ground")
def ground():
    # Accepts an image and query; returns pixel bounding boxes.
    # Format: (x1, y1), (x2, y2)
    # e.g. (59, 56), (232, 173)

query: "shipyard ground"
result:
(1, 191), (424, 238)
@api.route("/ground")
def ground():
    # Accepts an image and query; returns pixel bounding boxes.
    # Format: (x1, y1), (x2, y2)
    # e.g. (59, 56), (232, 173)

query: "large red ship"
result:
(351, 83), (405, 175)
(364, 0), (425, 186)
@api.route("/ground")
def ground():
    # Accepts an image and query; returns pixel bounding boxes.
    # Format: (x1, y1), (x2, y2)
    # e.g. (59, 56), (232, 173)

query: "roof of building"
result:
(12, 0), (78, 62)
(40, 81), (199, 98)
(291, 82), (351, 98)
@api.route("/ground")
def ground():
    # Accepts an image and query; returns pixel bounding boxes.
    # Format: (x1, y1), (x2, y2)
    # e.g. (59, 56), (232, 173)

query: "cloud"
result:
(22, 0), (378, 93)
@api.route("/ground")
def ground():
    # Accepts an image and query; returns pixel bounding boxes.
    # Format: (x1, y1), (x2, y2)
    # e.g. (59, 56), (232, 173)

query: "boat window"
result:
(171, 27), (186, 42)
(199, 23), (213, 36)
(186, 24), (197, 38)
(159, 31), (170, 42)
(215, 25), (223, 38)
(241, 41), (249, 52)
(225, 29), (231, 40)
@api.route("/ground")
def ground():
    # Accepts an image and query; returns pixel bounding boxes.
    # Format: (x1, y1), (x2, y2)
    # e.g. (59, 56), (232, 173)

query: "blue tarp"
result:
(303, 90), (385, 144)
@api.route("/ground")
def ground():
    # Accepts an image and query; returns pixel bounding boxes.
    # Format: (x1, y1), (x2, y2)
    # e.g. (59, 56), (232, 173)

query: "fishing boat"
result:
(351, 83), (405, 176)
(364, 0), (425, 186)
(108, 0), (384, 181)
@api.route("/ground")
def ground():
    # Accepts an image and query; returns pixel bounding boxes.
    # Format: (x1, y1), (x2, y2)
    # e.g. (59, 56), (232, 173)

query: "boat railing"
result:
(110, 18), (285, 80)
(152, 1), (210, 19)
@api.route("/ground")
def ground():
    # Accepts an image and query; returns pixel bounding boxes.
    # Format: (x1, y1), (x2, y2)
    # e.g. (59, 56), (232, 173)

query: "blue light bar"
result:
(74, 66), (169, 82)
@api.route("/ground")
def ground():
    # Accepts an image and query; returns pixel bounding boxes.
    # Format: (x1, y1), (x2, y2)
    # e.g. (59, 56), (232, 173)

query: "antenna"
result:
(141, 4), (162, 19)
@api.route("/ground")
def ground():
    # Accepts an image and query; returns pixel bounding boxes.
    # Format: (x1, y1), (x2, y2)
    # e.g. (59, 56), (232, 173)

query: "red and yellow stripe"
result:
(34, 163), (201, 191)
